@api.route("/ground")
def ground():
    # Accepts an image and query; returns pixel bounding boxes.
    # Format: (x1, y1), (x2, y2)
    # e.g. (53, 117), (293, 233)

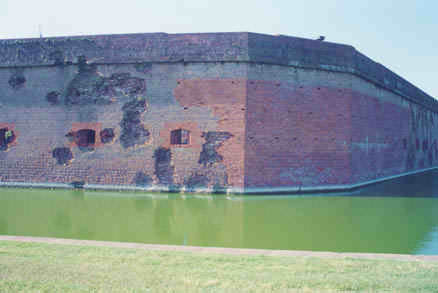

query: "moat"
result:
(1, 170), (438, 255)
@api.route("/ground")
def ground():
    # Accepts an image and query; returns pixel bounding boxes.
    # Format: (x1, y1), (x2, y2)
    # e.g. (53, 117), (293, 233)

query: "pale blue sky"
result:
(1, 0), (437, 98)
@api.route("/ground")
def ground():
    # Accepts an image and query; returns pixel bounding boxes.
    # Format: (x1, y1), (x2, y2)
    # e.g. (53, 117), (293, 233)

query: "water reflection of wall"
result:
(1, 188), (437, 254)
(239, 196), (438, 254)
(0, 189), (245, 247)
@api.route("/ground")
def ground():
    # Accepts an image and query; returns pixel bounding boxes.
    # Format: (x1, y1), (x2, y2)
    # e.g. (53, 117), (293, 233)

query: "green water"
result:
(1, 171), (438, 255)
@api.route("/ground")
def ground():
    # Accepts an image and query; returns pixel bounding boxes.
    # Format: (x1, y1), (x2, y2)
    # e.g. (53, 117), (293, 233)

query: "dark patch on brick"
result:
(134, 62), (152, 73)
(49, 50), (65, 66)
(185, 173), (209, 191)
(120, 98), (150, 148)
(65, 56), (145, 106)
(52, 147), (73, 165)
(212, 184), (226, 193)
(65, 56), (103, 105)
(211, 174), (229, 193)
(199, 132), (233, 166)
(46, 91), (60, 105)
(94, 73), (146, 101)
(8, 72), (26, 90)
(71, 181), (85, 189)
(100, 128), (115, 144)
(132, 171), (152, 187)
(153, 147), (174, 185)
(0, 128), (15, 151)
(65, 131), (75, 142)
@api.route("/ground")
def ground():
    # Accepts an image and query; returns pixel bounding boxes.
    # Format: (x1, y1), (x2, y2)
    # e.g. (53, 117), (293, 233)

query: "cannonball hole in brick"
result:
(170, 129), (190, 145)
(46, 91), (60, 105)
(8, 73), (26, 89)
(52, 147), (73, 165)
(0, 128), (15, 151)
(76, 129), (96, 147)
(100, 128), (115, 144)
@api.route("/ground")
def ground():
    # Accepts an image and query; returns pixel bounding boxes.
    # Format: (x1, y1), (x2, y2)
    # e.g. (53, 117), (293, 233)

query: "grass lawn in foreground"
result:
(0, 240), (437, 292)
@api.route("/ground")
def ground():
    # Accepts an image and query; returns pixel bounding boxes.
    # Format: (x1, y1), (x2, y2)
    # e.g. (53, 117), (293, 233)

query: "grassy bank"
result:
(1, 240), (437, 292)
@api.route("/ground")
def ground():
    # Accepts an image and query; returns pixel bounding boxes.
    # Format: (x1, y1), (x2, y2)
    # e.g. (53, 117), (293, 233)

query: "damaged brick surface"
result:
(199, 132), (233, 166)
(184, 173), (209, 190)
(132, 171), (153, 187)
(183, 169), (228, 191)
(154, 147), (174, 186)
(8, 72), (26, 90)
(52, 147), (73, 165)
(49, 50), (65, 66)
(100, 128), (115, 144)
(95, 73), (145, 100)
(65, 56), (145, 105)
(46, 91), (60, 105)
(134, 62), (152, 74)
(174, 79), (246, 188)
(0, 33), (437, 193)
(120, 98), (150, 148)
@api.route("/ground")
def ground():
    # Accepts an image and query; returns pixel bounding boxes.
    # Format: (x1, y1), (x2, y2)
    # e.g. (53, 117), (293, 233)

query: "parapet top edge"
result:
(0, 31), (435, 106)
(0, 31), (252, 42)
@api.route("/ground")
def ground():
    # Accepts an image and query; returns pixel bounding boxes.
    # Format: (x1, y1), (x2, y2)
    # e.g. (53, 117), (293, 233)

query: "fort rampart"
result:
(0, 32), (436, 193)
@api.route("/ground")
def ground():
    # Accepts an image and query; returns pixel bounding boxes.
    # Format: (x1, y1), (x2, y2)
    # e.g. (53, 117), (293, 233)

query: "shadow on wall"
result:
(356, 169), (438, 198)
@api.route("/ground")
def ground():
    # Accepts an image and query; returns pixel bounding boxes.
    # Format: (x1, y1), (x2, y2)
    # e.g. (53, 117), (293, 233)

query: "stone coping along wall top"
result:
(0, 32), (436, 112)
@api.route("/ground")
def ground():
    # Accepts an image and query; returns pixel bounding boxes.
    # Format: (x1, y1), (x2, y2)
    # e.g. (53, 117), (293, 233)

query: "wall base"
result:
(0, 166), (436, 195)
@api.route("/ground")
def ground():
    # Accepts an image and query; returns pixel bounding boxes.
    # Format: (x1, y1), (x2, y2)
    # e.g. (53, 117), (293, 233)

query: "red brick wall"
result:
(350, 82), (438, 184)
(244, 80), (352, 189)
(0, 62), (249, 190)
(1, 59), (437, 193)
(174, 79), (246, 188)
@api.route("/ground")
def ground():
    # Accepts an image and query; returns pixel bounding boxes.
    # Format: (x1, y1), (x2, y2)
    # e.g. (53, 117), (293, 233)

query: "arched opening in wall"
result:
(170, 129), (190, 145)
(0, 128), (15, 151)
(76, 129), (96, 151)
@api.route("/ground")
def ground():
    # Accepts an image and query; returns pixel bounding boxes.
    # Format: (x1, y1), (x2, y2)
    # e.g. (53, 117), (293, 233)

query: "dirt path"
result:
(1, 235), (437, 262)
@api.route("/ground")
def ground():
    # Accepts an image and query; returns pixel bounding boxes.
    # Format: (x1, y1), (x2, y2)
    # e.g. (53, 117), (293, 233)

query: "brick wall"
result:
(245, 67), (352, 189)
(244, 64), (438, 191)
(0, 61), (247, 191)
(0, 32), (437, 193)
(350, 76), (438, 184)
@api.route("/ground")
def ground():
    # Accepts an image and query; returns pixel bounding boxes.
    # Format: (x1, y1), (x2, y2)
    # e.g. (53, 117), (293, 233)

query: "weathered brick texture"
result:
(350, 78), (438, 183)
(0, 32), (436, 193)
(174, 79), (246, 188)
(245, 79), (352, 188)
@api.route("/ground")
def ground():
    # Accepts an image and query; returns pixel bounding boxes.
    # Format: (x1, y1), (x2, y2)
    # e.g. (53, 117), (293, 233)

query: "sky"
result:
(0, 0), (437, 98)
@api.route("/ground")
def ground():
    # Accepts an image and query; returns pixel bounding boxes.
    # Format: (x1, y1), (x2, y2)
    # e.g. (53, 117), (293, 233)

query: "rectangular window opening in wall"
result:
(77, 129), (96, 147)
(171, 129), (190, 145)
